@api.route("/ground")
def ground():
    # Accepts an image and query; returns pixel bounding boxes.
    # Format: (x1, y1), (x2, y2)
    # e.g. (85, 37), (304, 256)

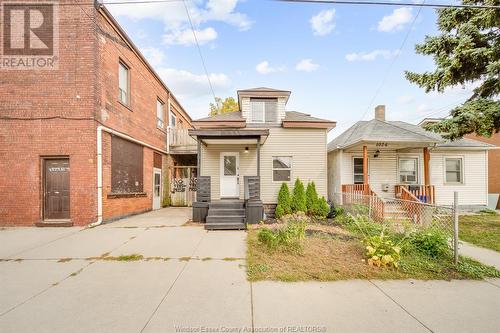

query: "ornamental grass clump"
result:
(257, 214), (307, 254)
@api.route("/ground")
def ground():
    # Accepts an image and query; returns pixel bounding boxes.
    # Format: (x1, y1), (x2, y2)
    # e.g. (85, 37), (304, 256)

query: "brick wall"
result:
(0, 2), (193, 226)
(0, 1), (98, 226)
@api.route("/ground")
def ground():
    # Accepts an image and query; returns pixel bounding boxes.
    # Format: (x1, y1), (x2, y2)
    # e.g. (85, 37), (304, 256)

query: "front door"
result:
(153, 168), (162, 210)
(44, 158), (70, 220)
(220, 152), (239, 198)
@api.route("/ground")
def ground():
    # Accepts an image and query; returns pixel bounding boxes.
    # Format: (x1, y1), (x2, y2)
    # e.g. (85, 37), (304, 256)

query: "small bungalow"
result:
(189, 87), (336, 229)
(327, 105), (493, 210)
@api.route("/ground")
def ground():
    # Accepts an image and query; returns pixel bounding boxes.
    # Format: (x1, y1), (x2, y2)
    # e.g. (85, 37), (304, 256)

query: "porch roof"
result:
(188, 128), (269, 145)
(328, 119), (444, 151)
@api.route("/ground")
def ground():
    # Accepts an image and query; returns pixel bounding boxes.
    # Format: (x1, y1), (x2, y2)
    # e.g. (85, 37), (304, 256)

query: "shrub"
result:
(257, 214), (307, 254)
(310, 197), (330, 218)
(275, 183), (292, 218)
(363, 230), (401, 268)
(291, 178), (307, 213)
(305, 182), (319, 214)
(409, 229), (450, 259)
(278, 211), (310, 225)
(350, 214), (384, 237)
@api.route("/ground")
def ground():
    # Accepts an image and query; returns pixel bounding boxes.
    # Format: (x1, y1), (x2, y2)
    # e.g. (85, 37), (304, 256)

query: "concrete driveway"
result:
(1, 207), (499, 332)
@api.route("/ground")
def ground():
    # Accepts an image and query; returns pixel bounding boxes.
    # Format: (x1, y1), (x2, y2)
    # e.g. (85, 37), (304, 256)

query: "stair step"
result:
(206, 216), (245, 224)
(209, 200), (244, 209)
(208, 208), (245, 217)
(205, 222), (246, 230)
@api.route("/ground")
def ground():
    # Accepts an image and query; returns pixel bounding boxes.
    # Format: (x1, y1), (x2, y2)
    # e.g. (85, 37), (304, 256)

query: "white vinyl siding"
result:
(200, 127), (328, 203)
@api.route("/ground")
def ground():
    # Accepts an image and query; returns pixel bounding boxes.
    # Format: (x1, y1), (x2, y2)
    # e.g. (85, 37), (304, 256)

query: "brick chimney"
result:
(375, 105), (385, 121)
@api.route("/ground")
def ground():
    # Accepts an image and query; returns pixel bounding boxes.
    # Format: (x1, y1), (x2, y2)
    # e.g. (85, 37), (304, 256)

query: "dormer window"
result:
(250, 98), (278, 123)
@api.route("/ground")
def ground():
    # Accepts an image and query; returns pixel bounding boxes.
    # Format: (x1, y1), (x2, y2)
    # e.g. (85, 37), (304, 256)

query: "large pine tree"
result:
(405, 0), (500, 139)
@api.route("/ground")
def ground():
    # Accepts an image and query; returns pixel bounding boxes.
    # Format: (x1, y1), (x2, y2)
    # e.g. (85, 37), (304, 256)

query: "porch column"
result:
(363, 145), (369, 193)
(257, 138), (261, 177)
(423, 147), (430, 186)
(197, 138), (201, 175)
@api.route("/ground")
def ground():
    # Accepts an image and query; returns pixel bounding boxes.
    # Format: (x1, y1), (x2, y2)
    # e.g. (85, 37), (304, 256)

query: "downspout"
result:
(89, 125), (169, 228)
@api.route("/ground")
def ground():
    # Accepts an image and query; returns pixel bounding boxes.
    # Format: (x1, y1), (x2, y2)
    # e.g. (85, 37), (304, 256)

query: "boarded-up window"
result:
(111, 136), (144, 193)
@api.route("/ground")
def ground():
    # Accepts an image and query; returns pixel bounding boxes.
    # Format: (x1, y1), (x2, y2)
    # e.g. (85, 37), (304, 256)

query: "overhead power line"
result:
(182, 0), (218, 105)
(273, 0), (500, 9)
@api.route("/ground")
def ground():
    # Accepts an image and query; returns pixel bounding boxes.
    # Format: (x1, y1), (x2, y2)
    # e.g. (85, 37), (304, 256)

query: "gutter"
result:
(89, 125), (168, 228)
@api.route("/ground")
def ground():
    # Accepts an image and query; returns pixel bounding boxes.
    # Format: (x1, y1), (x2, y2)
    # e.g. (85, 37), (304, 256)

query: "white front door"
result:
(153, 168), (162, 210)
(220, 152), (239, 198)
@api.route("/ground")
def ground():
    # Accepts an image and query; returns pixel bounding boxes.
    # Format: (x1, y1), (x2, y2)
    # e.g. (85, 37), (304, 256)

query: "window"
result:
(445, 158), (463, 184)
(170, 112), (177, 128)
(156, 99), (164, 129)
(111, 136), (143, 193)
(399, 158), (418, 184)
(118, 62), (129, 105)
(353, 157), (368, 184)
(250, 98), (278, 123)
(273, 156), (292, 181)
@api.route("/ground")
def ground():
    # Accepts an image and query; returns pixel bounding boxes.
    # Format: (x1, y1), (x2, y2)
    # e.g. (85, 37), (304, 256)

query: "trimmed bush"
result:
(291, 178), (307, 213)
(305, 181), (319, 214)
(275, 182), (292, 218)
(311, 197), (330, 218)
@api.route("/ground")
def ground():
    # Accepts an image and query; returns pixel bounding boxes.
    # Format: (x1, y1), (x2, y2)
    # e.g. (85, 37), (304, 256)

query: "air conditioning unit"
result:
(382, 184), (389, 192)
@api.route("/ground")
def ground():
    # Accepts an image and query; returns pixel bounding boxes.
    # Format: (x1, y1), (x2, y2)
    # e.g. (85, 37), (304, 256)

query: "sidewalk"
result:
(459, 241), (500, 270)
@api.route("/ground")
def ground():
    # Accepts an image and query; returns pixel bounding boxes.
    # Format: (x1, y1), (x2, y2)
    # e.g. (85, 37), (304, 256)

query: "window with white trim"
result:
(250, 98), (278, 123)
(169, 112), (177, 128)
(273, 156), (292, 181)
(445, 157), (463, 184)
(118, 61), (129, 105)
(399, 158), (418, 184)
(156, 99), (164, 129)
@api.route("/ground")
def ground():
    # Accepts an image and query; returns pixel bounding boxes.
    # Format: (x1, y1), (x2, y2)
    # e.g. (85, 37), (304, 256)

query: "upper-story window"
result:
(170, 112), (177, 128)
(250, 98), (278, 123)
(118, 61), (130, 106)
(156, 99), (164, 129)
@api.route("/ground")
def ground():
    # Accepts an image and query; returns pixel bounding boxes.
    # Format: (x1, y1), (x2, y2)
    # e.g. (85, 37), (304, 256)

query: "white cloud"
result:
(255, 61), (284, 74)
(345, 49), (399, 62)
(107, 0), (252, 46)
(377, 7), (413, 32)
(140, 47), (165, 67)
(310, 9), (336, 36)
(156, 67), (230, 98)
(164, 27), (218, 46)
(416, 103), (431, 114)
(397, 94), (415, 104)
(295, 59), (319, 72)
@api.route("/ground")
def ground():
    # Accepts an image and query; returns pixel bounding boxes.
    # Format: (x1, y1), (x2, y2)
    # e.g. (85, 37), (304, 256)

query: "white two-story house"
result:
(189, 87), (336, 229)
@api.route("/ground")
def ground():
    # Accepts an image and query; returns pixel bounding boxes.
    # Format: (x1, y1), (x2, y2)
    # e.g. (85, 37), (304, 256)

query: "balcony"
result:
(168, 128), (198, 154)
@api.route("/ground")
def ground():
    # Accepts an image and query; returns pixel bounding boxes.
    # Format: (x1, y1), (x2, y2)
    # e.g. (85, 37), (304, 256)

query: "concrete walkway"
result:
(1, 208), (499, 332)
(459, 241), (500, 270)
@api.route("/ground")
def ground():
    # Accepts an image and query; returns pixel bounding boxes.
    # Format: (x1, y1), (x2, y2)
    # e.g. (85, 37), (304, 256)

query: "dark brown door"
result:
(44, 158), (70, 220)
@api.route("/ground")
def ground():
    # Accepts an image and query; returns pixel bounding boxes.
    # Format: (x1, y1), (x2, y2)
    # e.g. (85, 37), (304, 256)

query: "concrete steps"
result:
(205, 200), (246, 230)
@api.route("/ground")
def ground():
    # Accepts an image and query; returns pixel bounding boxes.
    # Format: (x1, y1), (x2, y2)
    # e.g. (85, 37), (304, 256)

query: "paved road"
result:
(1, 208), (499, 332)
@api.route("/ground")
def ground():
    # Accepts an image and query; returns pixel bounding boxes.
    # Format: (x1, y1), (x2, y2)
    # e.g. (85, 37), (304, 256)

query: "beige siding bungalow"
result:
(189, 88), (336, 229)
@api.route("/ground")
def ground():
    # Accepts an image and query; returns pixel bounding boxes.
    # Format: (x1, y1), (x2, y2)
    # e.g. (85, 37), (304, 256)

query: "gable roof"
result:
(328, 119), (493, 151)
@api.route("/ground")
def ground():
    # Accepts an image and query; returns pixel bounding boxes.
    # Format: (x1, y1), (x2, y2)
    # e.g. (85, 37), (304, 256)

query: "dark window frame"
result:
(111, 136), (144, 194)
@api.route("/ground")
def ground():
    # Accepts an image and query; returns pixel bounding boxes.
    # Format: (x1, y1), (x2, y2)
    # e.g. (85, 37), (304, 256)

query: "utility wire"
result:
(182, 0), (218, 106)
(273, 0), (500, 9)
(359, 0), (425, 121)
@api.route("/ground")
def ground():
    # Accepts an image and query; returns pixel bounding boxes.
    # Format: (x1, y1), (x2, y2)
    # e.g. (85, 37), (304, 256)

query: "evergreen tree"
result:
(275, 182), (292, 218)
(405, 1), (500, 139)
(305, 181), (319, 214)
(291, 178), (307, 213)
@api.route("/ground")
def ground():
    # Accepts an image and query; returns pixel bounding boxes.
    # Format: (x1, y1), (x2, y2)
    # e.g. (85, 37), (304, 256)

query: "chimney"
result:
(375, 105), (385, 121)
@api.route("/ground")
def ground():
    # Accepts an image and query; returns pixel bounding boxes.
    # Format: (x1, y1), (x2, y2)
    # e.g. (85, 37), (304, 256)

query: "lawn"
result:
(247, 219), (500, 282)
(459, 213), (500, 252)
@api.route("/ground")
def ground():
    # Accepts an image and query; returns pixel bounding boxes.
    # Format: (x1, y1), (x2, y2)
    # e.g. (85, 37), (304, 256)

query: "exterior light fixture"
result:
(244, 147), (249, 154)
(374, 150), (380, 158)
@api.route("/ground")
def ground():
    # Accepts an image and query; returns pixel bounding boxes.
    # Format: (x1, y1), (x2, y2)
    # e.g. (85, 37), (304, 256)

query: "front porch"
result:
(189, 129), (269, 229)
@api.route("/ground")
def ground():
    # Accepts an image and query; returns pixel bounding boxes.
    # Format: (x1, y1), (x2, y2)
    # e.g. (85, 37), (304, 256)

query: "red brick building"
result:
(0, 1), (194, 226)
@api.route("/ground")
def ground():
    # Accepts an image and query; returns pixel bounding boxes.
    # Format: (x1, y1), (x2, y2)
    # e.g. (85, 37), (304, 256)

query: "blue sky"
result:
(106, 0), (473, 139)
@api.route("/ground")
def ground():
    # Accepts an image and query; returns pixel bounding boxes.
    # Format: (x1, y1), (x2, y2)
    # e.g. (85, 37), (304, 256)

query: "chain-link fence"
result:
(331, 192), (459, 261)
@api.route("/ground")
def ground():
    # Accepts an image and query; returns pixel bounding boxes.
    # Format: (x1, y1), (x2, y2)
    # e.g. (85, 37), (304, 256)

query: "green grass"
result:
(247, 226), (500, 282)
(459, 214), (500, 252)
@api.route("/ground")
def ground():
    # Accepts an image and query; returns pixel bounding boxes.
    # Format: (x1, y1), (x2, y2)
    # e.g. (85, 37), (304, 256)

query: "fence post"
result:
(453, 191), (459, 265)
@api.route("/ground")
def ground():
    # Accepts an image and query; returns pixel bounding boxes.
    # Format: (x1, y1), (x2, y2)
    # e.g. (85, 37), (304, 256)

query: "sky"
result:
(105, 0), (474, 140)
